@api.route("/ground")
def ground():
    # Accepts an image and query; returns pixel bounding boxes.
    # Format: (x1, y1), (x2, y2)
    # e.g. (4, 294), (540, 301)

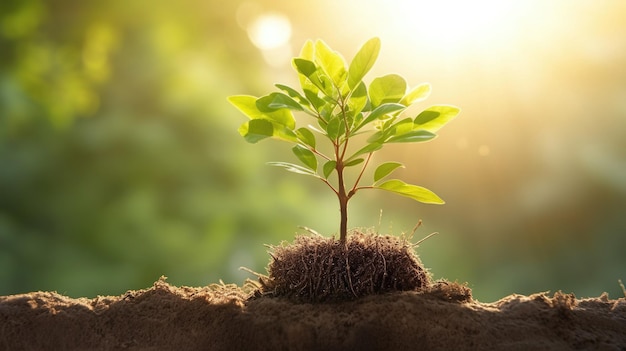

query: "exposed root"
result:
(298, 226), (323, 236)
(258, 229), (431, 302)
(413, 232), (439, 247)
(408, 219), (423, 241)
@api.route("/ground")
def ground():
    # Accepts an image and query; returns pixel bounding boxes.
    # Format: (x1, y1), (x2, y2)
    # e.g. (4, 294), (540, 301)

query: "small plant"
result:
(229, 37), (459, 246)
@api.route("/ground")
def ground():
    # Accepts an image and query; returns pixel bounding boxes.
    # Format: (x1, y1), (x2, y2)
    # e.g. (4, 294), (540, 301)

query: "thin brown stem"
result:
(353, 185), (374, 192)
(309, 147), (332, 161)
(349, 152), (373, 197)
(319, 177), (338, 195)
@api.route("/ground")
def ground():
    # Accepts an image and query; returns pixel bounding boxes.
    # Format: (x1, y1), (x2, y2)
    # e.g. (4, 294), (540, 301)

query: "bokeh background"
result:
(1, 0), (625, 302)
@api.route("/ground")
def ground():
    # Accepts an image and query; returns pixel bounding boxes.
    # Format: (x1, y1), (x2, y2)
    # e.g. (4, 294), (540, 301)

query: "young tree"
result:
(229, 37), (460, 245)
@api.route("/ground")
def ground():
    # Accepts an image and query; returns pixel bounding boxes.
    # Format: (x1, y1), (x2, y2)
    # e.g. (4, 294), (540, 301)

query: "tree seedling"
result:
(229, 37), (459, 246)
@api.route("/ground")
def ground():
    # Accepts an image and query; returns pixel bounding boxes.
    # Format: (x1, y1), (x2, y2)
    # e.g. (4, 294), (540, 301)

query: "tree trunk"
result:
(337, 163), (348, 246)
(339, 192), (348, 246)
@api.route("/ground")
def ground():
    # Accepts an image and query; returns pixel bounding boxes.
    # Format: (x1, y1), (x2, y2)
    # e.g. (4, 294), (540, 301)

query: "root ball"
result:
(260, 230), (430, 302)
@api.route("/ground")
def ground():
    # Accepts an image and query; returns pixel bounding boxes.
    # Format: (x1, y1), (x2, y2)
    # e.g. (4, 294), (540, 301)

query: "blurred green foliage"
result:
(0, 0), (311, 296)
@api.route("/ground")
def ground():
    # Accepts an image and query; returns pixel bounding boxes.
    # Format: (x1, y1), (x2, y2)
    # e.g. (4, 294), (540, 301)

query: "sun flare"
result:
(337, 0), (540, 57)
(394, 0), (533, 49)
(246, 12), (292, 51)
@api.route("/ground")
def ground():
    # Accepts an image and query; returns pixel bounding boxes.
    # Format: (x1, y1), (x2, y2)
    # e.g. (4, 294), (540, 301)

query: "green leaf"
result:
(228, 95), (296, 129)
(369, 74), (406, 108)
(352, 112), (364, 130)
(348, 37), (381, 89)
(318, 98), (336, 120)
(291, 40), (319, 95)
(294, 58), (335, 97)
(344, 158), (364, 167)
(303, 89), (326, 111)
(326, 116), (345, 140)
(293, 58), (317, 77)
(264, 110), (296, 130)
(256, 92), (303, 112)
(389, 118), (414, 136)
(293, 59), (323, 91)
(314, 40), (347, 87)
(275, 125), (298, 143)
(299, 39), (315, 60)
(323, 160), (336, 179)
(292, 144), (317, 171)
(366, 130), (384, 143)
(347, 142), (382, 161)
(317, 74), (337, 98)
(294, 41), (320, 96)
(400, 83), (431, 106)
(228, 95), (264, 119)
(267, 162), (319, 177)
(374, 162), (404, 182)
(238, 119), (298, 144)
(357, 103), (405, 130)
(414, 105), (461, 133)
(375, 179), (444, 204)
(238, 119), (273, 143)
(296, 127), (316, 148)
(386, 130), (437, 143)
(368, 117), (420, 143)
(296, 72), (319, 97)
(307, 123), (326, 135)
(275, 84), (310, 107)
(348, 81), (368, 119)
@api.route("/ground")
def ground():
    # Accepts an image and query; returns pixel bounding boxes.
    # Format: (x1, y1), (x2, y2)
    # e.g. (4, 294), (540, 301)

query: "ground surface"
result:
(1, 277), (625, 350)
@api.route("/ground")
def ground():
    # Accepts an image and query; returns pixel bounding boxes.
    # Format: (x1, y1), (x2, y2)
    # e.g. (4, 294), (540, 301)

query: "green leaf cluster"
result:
(228, 37), (459, 220)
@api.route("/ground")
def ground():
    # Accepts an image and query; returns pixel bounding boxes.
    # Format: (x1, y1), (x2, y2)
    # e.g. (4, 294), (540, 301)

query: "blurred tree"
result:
(0, 0), (308, 296)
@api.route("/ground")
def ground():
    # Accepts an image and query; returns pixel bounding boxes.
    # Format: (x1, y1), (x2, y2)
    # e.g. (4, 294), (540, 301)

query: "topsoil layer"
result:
(1, 277), (625, 351)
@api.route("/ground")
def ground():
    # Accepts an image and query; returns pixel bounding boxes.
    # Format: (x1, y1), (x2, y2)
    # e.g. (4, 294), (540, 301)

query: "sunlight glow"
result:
(246, 12), (292, 51)
(400, 0), (528, 49)
(348, 0), (538, 55)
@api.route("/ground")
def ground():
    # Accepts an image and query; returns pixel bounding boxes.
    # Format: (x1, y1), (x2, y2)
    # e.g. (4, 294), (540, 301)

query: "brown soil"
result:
(1, 277), (625, 350)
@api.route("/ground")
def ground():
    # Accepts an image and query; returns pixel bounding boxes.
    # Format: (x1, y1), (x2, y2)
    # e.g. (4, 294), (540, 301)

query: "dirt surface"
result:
(1, 277), (625, 350)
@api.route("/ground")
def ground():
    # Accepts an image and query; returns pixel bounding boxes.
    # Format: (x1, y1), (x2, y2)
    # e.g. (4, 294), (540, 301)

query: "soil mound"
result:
(260, 231), (430, 302)
(1, 277), (625, 350)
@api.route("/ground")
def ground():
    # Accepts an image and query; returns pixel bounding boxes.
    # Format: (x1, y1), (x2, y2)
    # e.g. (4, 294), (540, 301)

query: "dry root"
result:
(259, 230), (430, 302)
